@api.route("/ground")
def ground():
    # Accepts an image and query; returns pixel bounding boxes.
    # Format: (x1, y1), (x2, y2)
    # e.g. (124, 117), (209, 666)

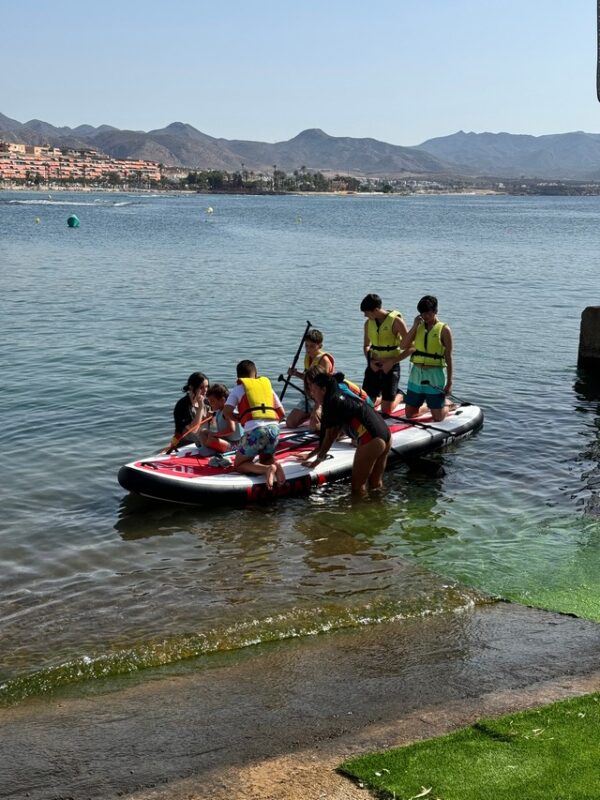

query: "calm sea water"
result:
(1, 190), (599, 702)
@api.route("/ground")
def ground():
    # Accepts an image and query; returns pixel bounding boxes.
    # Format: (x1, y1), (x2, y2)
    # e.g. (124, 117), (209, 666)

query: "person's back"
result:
(224, 360), (286, 490)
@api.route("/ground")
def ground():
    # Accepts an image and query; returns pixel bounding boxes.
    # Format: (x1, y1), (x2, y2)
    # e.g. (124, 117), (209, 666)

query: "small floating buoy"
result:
(67, 214), (80, 228)
(295, 215), (302, 224)
(206, 207), (213, 215)
(34, 217), (41, 224)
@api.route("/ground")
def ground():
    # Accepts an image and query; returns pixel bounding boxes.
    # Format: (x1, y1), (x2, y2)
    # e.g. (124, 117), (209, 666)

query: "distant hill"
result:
(0, 115), (453, 176)
(3, 113), (600, 179)
(416, 130), (600, 180)
(220, 128), (451, 175)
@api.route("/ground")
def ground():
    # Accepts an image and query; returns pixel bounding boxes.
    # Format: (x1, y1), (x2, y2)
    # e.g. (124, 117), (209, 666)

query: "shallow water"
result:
(1, 190), (599, 701)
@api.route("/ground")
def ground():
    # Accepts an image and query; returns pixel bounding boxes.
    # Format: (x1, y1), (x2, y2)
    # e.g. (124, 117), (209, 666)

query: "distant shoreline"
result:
(0, 185), (506, 198)
(6, 183), (600, 197)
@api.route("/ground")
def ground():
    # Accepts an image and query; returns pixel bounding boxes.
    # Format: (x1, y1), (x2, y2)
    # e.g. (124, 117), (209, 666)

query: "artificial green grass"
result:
(340, 693), (600, 800)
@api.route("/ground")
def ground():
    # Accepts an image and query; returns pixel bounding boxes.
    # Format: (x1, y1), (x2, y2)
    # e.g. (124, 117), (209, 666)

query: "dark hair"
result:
(236, 359), (257, 378)
(183, 371), (208, 393)
(306, 328), (324, 345)
(360, 293), (382, 312)
(206, 383), (229, 400)
(305, 368), (338, 404)
(417, 295), (438, 314)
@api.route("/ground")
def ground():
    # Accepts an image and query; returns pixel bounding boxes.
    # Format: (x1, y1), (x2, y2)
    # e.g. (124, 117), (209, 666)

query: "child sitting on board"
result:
(286, 328), (335, 429)
(198, 383), (243, 455)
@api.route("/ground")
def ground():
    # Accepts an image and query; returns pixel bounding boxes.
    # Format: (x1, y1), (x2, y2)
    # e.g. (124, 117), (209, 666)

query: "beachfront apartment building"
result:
(0, 141), (162, 185)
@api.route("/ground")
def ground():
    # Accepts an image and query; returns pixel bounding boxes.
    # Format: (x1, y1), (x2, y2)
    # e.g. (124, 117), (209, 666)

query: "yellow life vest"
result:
(303, 351), (335, 372)
(238, 377), (279, 423)
(367, 310), (403, 358)
(411, 320), (447, 366)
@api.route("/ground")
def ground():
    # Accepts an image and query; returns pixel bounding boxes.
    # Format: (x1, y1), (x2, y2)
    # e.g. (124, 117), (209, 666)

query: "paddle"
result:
(279, 320), (312, 402)
(383, 412), (458, 439)
(164, 412), (214, 453)
(277, 374), (306, 397)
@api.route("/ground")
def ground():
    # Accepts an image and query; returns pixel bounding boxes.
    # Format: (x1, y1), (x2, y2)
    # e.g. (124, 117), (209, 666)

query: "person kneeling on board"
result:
(223, 360), (286, 490)
(300, 368), (391, 496)
(401, 295), (453, 422)
(286, 328), (336, 429)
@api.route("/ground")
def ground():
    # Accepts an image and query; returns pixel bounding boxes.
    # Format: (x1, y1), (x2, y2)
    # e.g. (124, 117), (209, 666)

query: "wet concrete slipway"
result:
(2, 602), (599, 800)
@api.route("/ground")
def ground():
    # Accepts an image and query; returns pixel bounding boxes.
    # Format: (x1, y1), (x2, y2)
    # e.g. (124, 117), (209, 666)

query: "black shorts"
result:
(362, 363), (400, 402)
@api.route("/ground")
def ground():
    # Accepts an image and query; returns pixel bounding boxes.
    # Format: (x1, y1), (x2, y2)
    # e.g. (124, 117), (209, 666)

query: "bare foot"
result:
(265, 463), (276, 490)
(275, 461), (286, 487)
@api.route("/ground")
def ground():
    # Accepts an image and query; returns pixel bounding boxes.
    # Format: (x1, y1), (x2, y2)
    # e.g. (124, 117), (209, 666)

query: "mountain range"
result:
(2, 111), (600, 180)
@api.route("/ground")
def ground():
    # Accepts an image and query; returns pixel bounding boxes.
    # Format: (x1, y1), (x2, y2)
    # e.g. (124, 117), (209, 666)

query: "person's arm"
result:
(321, 354), (334, 373)
(222, 403), (238, 430)
(441, 325), (453, 394)
(401, 314), (422, 351)
(379, 316), (412, 373)
(272, 391), (286, 421)
(363, 320), (372, 363)
(300, 426), (339, 468)
(392, 315), (409, 341)
(173, 398), (188, 435)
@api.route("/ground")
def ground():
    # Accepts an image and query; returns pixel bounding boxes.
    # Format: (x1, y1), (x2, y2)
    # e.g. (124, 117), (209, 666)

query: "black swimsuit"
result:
(321, 391), (390, 444)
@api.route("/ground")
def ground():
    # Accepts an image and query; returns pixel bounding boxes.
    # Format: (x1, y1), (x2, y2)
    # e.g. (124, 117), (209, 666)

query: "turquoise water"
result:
(1, 191), (599, 702)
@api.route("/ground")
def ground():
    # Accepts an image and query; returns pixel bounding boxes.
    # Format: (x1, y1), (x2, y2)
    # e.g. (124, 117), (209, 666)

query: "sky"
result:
(1, 0), (599, 145)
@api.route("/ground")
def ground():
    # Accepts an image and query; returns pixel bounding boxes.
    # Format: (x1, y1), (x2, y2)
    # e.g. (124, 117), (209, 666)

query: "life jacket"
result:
(368, 310), (403, 358)
(336, 375), (374, 406)
(237, 377), (279, 424)
(303, 350), (335, 372)
(411, 320), (447, 367)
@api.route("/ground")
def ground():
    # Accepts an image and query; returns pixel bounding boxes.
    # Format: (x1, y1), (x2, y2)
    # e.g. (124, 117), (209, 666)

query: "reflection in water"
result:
(573, 370), (600, 517)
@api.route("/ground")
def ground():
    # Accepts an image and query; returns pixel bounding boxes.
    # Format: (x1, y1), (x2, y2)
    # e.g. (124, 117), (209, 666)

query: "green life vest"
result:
(367, 310), (403, 358)
(411, 320), (447, 367)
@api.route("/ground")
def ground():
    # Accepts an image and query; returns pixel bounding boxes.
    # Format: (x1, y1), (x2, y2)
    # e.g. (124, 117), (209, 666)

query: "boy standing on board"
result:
(401, 295), (453, 421)
(360, 293), (410, 414)
(224, 360), (286, 489)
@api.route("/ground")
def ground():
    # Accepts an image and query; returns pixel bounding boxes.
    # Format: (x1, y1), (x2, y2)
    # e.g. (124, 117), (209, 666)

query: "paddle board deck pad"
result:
(118, 404), (483, 506)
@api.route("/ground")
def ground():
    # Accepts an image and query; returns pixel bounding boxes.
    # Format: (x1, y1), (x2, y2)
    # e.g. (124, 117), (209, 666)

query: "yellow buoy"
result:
(35, 217), (41, 224)
(206, 207), (213, 214)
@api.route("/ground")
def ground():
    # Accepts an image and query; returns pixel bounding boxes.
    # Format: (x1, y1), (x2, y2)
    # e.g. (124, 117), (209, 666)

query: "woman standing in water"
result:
(300, 368), (391, 495)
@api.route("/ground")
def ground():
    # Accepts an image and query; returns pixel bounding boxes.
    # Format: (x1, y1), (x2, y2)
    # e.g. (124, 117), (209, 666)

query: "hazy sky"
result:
(2, 0), (598, 144)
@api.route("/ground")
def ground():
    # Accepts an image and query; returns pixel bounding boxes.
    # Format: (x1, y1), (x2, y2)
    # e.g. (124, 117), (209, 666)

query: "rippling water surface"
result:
(1, 191), (599, 701)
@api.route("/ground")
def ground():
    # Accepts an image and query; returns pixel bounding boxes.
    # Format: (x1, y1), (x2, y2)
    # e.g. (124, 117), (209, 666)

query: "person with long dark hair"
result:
(300, 368), (391, 496)
(171, 371), (210, 447)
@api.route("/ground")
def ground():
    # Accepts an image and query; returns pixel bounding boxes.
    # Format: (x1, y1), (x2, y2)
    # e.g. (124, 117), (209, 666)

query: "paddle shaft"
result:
(277, 374), (306, 397)
(279, 320), (312, 402)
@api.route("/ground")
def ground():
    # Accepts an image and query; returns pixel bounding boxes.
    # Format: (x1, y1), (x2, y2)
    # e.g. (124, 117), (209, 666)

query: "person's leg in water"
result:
(351, 436), (387, 495)
(368, 437), (391, 489)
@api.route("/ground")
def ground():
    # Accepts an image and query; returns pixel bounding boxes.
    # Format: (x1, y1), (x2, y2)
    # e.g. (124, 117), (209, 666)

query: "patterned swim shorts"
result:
(237, 423), (280, 458)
